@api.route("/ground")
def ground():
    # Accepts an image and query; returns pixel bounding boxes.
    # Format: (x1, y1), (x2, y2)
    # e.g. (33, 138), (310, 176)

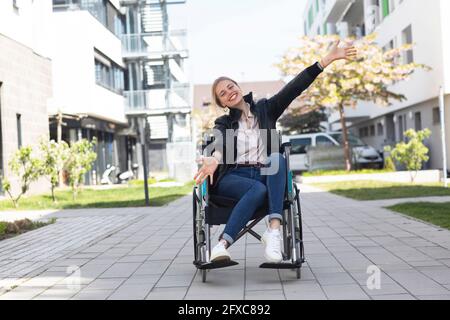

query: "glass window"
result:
(433, 107), (440, 125)
(330, 133), (366, 147)
(95, 55), (124, 94)
(316, 135), (335, 147)
(402, 25), (414, 63)
(16, 114), (22, 149)
(377, 123), (384, 136)
(290, 138), (312, 155)
(95, 59), (111, 88)
(414, 112), (422, 131)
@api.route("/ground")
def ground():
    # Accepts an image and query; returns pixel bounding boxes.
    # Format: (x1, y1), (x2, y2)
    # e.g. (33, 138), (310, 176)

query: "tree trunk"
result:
(57, 111), (64, 188)
(51, 185), (56, 203)
(338, 104), (352, 171)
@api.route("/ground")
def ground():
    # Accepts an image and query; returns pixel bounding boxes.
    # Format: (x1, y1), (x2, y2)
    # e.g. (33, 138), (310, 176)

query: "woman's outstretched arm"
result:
(267, 40), (357, 121)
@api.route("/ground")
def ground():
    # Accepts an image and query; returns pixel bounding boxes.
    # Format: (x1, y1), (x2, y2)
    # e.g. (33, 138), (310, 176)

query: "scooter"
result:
(100, 164), (117, 185)
(116, 164), (139, 184)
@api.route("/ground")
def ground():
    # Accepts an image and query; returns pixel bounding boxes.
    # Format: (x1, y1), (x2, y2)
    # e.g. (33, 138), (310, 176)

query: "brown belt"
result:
(234, 162), (268, 168)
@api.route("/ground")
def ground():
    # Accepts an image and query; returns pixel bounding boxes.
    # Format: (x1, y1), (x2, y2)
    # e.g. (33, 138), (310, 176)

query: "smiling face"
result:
(214, 79), (243, 109)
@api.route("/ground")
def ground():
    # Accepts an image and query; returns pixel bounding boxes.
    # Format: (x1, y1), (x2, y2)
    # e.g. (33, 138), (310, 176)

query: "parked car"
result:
(282, 132), (384, 172)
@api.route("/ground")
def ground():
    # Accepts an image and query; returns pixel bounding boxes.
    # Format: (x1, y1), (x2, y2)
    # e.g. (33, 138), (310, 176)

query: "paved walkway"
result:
(0, 185), (449, 300)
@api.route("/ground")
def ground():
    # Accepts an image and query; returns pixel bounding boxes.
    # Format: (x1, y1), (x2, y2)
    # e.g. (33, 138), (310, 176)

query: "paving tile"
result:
(1, 189), (450, 301)
(146, 287), (188, 300)
(321, 284), (371, 300)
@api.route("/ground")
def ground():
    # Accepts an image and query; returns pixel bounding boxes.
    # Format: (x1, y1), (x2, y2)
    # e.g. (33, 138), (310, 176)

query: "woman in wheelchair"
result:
(194, 41), (356, 264)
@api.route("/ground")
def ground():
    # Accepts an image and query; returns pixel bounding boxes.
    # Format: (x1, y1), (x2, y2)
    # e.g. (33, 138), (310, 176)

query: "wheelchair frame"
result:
(193, 134), (305, 282)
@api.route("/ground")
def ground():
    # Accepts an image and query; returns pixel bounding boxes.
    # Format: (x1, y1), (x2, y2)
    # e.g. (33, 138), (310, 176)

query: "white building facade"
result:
(0, 0), (53, 196)
(303, 0), (450, 171)
(50, 0), (138, 184)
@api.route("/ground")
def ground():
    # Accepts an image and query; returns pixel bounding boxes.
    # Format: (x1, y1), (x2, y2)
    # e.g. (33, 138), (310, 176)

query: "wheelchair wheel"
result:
(294, 184), (305, 264)
(193, 188), (206, 264)
(193, 188), (199, 262)
(289, 184), (303, 279)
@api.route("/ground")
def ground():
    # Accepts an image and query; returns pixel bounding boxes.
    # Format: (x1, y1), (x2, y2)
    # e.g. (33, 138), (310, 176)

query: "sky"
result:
(168, 0), (308, 84)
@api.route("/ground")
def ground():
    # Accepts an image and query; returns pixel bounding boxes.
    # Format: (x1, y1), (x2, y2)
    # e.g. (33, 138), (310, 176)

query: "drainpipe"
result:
(439, 86), (448, 188)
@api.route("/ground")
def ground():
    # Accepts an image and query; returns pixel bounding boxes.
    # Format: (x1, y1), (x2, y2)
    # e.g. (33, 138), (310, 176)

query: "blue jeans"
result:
(214, 153), (287, 245)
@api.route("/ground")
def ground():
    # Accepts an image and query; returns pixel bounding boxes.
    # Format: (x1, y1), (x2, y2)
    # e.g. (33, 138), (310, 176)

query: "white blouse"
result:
(235, 103), (266, 164)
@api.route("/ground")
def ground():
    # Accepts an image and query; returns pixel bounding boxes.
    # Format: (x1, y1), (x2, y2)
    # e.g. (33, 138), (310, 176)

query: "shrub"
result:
(388, 129), (431, 183)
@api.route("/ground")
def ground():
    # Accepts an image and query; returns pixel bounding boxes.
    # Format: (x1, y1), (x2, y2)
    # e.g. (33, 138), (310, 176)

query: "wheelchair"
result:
(192, 134), (305, 282)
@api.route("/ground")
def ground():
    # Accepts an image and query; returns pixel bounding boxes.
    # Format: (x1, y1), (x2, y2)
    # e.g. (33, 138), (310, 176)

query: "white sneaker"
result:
(261, 228), (283, 263)
(210, 242), (231, 262)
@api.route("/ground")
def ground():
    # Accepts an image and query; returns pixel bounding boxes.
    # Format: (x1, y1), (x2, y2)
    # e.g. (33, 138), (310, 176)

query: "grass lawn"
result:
(311, 180), (450, 201)
(0, 181), (194, 211)
(302, 169), (394, 177)
(387, 202), (450, 230)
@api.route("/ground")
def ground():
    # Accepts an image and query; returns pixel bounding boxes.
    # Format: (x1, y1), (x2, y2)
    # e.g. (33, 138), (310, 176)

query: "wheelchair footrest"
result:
(259, 261), (302, 269)
(195, 260), (239, 270)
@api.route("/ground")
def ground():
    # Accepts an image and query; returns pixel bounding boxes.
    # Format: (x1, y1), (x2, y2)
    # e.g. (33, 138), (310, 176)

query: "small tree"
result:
(65, 138), (97, 200)
(1, 146), (44, 208)
(386, 129), (431, 183)
(39, 139), (70, 203)
(276, 34), (430, 171)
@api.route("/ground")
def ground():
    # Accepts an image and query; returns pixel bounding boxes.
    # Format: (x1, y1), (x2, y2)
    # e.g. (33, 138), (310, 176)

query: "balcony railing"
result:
(124, 84), (190, 113)
(122, 30), (188, 59)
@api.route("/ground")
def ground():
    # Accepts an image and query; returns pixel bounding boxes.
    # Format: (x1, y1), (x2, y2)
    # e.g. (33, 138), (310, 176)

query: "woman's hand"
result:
(320, 40), (357, 68)
(194, 156), (219, 185)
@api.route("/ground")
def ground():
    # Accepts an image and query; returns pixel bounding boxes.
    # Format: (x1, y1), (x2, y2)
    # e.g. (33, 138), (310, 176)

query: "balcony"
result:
(323, 0), (356, 24)
(124, 84), (190, 114)
(122, 30), (188, 60)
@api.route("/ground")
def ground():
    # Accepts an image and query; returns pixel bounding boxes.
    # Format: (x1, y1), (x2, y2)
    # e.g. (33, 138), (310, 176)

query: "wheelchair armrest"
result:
(280, 142), (292, 154)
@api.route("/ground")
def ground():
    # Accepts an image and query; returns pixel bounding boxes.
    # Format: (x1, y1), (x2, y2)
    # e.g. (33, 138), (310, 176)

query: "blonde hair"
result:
(211, 76), (239, 108)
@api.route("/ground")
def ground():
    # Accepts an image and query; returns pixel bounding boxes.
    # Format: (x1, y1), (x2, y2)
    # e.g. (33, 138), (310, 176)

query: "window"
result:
(383, 39), (394, 52)
(433, 107), (440, 125)
(369, 125), (375, 136)
(377, 123), (384, 136)
(359, 127), (369, 138)
(16, 114), (22, 148)
(290, 138), (312, 155)
(316, 135), (335, 147)
(94, 50), (124, 94)
(402, 25), (414, 63)
(95, 59), (111, 88)
(330, 133), (366, 147)
(398, 115), (404, 141)
(414, 112), (422, 131)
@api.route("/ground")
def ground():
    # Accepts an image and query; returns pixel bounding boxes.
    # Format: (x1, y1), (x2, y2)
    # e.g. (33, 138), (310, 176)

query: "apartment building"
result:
(50, 0), (138, 184)
(121, 0), (194, 182)
(303, 0), (450, 171)
(0, 0), (53, 195)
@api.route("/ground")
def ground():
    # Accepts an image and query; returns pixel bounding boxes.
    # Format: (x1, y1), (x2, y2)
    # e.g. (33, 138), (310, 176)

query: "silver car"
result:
(282, 132), (384, 172)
